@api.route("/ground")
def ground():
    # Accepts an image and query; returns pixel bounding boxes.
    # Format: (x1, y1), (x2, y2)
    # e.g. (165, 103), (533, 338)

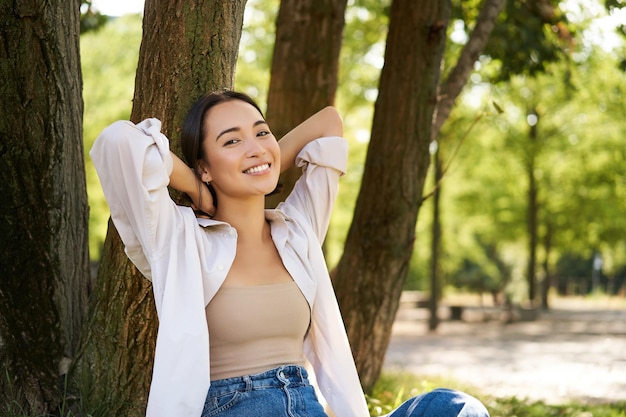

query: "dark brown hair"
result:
(180, 90), (271, 211)
(181, 90), (264, 171)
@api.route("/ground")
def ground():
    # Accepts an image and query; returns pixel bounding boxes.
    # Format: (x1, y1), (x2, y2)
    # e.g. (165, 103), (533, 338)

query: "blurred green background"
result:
(83, 0), (626, 303)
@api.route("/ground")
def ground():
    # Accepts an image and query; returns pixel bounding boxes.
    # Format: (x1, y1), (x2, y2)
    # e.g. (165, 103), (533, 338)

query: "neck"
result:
(213, 196), (269, 242)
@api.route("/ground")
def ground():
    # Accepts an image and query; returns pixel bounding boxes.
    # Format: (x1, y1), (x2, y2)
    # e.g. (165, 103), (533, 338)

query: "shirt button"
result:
(217, 264), (224, 271)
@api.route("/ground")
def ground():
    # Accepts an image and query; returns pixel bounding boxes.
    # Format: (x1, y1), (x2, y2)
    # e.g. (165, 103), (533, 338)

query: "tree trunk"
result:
(526, 111), (539, 304)
(0, 0), (90, 414)
(333, 0), (451, 391)
(425, 0), (505, 328)
(265, 0), (347, 207)
(75, 1), (246, 415)
(428, 148), (442, 331)
(541, 224), (552, 310)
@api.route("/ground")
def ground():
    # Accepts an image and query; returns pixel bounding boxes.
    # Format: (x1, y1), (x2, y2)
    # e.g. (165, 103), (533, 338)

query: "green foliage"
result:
(554, 252), (593, 294)
(604, 0), (626, 13)
(80, 1), (108, 34)
(79, 0), (626, 301)
(450, 256), (501, 293)
(337, 0), (390, 113)
(81, 14), (142, 260)
(233, 0), (280, 109)
(431, 39), (626, 298)
(482, 0), (574, 81)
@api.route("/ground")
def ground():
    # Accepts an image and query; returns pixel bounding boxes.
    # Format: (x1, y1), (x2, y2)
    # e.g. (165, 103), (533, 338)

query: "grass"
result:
(367, 371), (626, 417)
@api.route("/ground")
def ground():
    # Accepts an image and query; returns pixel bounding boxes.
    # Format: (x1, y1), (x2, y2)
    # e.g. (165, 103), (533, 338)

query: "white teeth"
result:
(244, 163), (270, 174)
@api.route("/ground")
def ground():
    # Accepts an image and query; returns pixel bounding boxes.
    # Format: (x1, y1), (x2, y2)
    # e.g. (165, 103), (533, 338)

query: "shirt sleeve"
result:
(89, 118), (179, 287)
(280, 137), (370, 416)
(279, 136), (348, 243)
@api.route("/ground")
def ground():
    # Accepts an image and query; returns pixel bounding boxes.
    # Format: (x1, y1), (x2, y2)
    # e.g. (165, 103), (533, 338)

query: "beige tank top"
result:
(205, 281), (311, 380)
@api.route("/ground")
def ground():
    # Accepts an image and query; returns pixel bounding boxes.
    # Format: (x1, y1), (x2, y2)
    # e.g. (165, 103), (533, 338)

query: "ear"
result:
(196, 160), (213, 183)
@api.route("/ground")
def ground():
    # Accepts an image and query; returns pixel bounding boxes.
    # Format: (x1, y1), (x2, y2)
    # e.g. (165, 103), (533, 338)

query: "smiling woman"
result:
(90, 90), (490, 417)
(91, 0), (144, 16)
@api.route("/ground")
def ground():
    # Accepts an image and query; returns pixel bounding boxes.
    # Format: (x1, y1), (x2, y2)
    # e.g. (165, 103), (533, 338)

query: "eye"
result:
(223, 138), (240, 146)
(257, 130), (271, 138)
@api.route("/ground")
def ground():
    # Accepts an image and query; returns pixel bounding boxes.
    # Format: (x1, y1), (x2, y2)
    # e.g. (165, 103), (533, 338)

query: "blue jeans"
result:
(202, 365), (327, 417)
(384, 388), (490, 417)
(202, 365), (489, 417)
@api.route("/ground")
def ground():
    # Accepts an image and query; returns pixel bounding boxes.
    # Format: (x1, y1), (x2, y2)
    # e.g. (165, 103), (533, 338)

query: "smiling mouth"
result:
(243, 163), (270, 174)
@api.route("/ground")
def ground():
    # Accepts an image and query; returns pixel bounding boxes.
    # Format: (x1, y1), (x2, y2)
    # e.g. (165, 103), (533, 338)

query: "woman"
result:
(91, 90), (489, 417)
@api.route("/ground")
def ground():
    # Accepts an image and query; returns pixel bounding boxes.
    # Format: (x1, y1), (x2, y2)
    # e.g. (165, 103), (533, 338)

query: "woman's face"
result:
(199, 99), (280, 201)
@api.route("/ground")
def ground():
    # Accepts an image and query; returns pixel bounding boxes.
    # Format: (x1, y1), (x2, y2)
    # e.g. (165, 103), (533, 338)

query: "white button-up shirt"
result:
(90, 119), (369, 417)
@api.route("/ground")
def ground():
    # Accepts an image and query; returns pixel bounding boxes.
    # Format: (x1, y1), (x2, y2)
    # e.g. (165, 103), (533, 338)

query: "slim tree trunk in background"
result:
(427, 0), (505, 332)
(428, 149), (442, 331)
(265, 0), (347, 207)
(75, 1), (246, 415)
(541, 225), (553, 309)
(333, 0), (451, 391)
(0, 0), (90, 414)
(526, 112), (539, 304)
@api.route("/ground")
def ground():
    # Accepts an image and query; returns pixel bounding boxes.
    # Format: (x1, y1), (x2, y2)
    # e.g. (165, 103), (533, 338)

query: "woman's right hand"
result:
(190, 182), (215, 218)
(169, 151), (215, 217)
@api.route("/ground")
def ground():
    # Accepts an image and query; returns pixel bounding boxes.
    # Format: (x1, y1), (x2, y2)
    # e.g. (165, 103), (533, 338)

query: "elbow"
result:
(90, 120), (139, 167)
(93, 121), (135, 151)
(320, 106), (343, 138)
(93, 120), (146, 154)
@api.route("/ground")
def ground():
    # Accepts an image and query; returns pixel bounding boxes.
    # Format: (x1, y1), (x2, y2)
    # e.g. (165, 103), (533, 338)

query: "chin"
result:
(265, 182), (282, 197)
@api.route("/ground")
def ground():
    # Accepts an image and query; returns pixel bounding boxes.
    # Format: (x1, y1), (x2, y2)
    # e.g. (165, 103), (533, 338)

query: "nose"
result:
(245, 137), (267, 157)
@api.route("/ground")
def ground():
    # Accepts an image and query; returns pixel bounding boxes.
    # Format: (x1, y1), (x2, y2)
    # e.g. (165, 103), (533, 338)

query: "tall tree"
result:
(333, 0), (505, 389)
(333, 0), (451, 390)
(75, 1), (247, 415)
(0, 0), (90, 414)
(265, 0), (347, 207)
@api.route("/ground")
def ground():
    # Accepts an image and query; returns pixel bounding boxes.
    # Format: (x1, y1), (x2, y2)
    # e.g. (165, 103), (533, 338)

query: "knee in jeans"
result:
(401, 388), (489, 417)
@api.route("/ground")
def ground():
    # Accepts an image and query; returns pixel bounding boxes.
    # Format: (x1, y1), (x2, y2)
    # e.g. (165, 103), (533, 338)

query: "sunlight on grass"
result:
(368, 371), (626, 417)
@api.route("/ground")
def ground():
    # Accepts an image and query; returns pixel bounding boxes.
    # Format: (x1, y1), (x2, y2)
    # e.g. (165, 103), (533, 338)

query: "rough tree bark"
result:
(0, 0), (90, 414)
(265, 0), (347, 207)
(75, 1), (247, 415)
(333, 0), (451, 391)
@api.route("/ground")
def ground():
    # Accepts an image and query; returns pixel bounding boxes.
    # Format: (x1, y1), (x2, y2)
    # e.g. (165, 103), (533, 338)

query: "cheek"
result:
(269, 141), (281, 170)
(269, 140), (280, 158)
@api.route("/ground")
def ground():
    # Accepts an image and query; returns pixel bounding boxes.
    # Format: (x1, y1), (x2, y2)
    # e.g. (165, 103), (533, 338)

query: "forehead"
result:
(204, 99), (265, 137)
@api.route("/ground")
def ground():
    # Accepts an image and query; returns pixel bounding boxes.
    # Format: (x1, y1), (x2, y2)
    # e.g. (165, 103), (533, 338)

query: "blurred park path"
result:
(384, 296), (626, 404)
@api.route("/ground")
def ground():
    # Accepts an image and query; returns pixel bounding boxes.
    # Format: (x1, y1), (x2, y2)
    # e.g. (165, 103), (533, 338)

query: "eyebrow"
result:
(215, 120), (268, 142)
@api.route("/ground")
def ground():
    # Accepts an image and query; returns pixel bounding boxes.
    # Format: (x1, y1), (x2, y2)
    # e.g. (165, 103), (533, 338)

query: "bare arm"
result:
(169, 152), (215, 216)
(279, 106), (343, 172)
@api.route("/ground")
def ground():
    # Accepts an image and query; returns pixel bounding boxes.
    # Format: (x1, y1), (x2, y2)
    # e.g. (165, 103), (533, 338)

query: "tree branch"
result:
(431, 0), (505, 140)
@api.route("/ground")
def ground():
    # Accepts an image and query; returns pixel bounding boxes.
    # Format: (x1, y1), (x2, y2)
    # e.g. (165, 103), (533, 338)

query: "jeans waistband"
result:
(209, 365), (309, 392)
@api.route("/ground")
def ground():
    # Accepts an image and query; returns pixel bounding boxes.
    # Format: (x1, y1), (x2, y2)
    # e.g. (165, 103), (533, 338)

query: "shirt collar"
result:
(195, 209), (292, 249)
